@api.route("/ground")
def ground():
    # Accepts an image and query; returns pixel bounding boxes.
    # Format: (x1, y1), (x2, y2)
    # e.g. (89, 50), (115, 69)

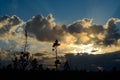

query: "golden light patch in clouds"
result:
(97, 33), (105, 40)
(61, 33), (76, 44)
(101, 44), (120, 54)
(75, 32), (90, 44)
(89, 34), (95, 38)
(68, 43), (98, 54)
(0, 19), (9, 28)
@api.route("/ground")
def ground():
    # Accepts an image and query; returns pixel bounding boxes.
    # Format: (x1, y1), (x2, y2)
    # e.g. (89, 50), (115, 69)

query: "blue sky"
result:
(0, 0), (120, 24)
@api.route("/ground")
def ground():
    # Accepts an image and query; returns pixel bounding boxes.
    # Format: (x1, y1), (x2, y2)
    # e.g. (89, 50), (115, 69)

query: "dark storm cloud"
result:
(65, 51), (120, 71)
(103, 18), (120, 45)
(68, 21), (83, 33)
(87, 24), (104, 34)
(26, 14), (67, 42)
(86, 25), (105, 45)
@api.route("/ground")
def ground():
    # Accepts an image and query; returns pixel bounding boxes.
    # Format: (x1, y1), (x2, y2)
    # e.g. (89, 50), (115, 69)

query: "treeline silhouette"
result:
(0, 51), (70, 71)
(0, 51), (120, 80)
(0, 50), (119, 72)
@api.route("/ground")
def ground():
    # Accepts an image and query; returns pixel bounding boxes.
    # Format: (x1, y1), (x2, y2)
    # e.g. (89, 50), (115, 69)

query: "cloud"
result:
(68, 18), (92, 33)
(33, 53), (45, 57)
(25, 14), (120, 48)
(67, 19), (105, 45)
(0, 15), (24, 35)
(103, 18), (120, 45)
(0, 15), (120, 47)
(0, 14), (120, 61)
(0, 15), (25, 51)
(66, 18), (120, 46)
(104, 18), (120, 29)
(26, 14), (70, 42)
(64, 51), (120, 71)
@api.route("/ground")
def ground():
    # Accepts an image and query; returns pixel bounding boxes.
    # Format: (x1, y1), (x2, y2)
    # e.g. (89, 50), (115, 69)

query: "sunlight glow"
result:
(70, 44), (102, 55)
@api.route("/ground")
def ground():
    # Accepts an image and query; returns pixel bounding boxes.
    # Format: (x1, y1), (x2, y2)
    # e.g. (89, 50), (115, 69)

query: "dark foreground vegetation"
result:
(0, 51), (120, 80)
(0, 70), (120, 80)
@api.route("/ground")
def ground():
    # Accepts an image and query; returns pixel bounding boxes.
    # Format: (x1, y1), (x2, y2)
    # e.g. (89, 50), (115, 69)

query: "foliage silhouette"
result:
(11, 51), (44, 71)
(52, 40), (61, 70)
(64, 60), (70, 71)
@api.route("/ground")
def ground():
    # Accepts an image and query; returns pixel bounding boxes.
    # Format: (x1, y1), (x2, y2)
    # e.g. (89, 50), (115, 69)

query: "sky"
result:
(0, 0), (120, 24)
(1, 0), (120, 70)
